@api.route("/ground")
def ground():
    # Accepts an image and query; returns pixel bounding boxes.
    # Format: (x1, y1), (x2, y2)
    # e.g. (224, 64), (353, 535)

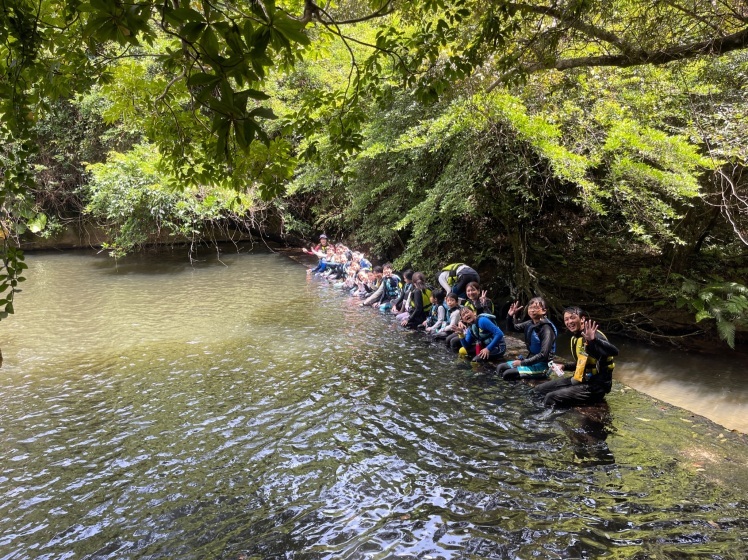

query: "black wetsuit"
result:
(534, 332), (618, 408)
(393, 283), (412, 313)
(405, 287), (430, 328)
(497, 316), (557, 380)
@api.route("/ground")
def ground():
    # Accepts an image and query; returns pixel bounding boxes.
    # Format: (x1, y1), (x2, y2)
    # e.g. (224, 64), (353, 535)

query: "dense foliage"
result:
(1, 0), (747, 345)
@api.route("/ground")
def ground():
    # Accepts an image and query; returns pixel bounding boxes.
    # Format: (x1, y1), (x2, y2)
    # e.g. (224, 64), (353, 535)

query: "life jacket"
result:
(571, 331), (615, 382)
(383, 275), (401, 299)
(470, 314), (499, 345)
(442, 301), (451, 317)
(441, 263), (465, 286)
(465, 299), (495, 319)
(428, 302), (441, 325)
(313, 243), (329, 260)
(420, 288), (433, 313)
(525, 318), (558, 355)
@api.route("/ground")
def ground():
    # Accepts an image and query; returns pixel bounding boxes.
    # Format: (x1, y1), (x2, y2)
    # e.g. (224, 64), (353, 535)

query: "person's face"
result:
(461, 310), (476, 324)
(430, 296), (437, 305)
(564, 312), (583, 333)
(466, 285), (478, 300)
(528, 301), (546, 320)
(383, 267), (392, 277)
(446, 297), (458, 308)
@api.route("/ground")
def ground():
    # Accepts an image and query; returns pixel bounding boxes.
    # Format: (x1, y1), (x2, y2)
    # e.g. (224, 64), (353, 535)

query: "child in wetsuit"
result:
(423, 289), (447, 333)
(401, 272), (432, 329)
(456, 306), (506, 362)
(497, 297), (558, 380)
(433, 292), (462, 340)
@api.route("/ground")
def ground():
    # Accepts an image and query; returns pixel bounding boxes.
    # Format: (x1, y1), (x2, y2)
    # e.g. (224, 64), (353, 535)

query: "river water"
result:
(1, 248), (747, 559)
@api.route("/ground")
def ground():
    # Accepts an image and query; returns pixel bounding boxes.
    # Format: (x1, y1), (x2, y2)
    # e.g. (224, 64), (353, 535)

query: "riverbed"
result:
(0, 247), (746, 558)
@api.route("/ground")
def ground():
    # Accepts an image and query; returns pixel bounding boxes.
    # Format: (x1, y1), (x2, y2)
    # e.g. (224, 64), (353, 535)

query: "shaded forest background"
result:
(1, 0), (747, 349)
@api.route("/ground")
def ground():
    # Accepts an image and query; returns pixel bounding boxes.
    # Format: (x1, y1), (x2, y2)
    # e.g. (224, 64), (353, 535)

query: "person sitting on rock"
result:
(534, 307), (618, 408)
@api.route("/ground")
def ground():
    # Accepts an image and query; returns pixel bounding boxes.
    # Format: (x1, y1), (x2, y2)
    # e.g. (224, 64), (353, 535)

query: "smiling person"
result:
(448, 282), (496, 352)
(497, 297), (558, 381)
(303, 233), (330, 275)
(534, 307), (619, 408)
(437, 263), (480, 303)
(456, 307), (506, 363)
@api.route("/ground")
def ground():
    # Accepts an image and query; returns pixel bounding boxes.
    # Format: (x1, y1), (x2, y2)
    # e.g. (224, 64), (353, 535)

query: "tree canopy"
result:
(1, 0), (748, 343)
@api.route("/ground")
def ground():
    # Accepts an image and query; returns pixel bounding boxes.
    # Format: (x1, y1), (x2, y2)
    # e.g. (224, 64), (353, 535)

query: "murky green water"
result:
(1, 248), (747, 559)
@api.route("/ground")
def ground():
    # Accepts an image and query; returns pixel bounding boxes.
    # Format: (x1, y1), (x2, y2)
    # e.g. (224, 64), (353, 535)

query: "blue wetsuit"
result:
(460, 316), (506, 359)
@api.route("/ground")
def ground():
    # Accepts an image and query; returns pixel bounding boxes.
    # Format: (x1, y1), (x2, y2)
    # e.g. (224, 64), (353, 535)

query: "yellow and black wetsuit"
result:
(534, 330), (619, 408)
(405, 287), (432, 328)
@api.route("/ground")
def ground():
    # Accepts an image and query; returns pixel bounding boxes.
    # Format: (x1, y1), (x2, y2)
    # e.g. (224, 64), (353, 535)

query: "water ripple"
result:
(0, 252), (746, 558)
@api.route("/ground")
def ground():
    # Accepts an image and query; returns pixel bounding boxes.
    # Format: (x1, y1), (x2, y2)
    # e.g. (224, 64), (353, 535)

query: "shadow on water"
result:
(1, 252), (747, 559)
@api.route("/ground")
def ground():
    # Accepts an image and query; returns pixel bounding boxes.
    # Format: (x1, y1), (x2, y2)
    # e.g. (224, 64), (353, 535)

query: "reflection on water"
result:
(0, 248), (746, 559)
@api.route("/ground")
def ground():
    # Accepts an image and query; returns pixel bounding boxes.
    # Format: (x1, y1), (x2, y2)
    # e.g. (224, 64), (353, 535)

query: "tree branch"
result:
(511, 2), (634, 54)
(488, 25), (748, 90)
(297, 0), (395, 26)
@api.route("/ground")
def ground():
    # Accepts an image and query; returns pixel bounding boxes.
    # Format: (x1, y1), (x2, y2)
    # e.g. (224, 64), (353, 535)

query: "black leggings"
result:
(446, 333), (462, 351)
(534, 377), (607, 408)
(496, 362), (520, 380)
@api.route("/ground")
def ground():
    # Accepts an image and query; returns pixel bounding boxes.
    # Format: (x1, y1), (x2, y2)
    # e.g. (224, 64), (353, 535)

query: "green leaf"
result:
(694, 310), (712, 322)
(181, 21), (206, 42)
(249, 106), (276, 120)
(273, 14), (310, 46)
(716, 320), (736, 348)
(240, 89), (270, 101)
(168, 7), (204, 24)
(199, 27), (220, 58)
(186, 72), (220, 87)
(28, 213), (47, 233)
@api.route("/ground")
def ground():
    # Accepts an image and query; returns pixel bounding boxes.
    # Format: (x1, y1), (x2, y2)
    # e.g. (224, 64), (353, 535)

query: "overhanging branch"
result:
(488, 25), (748, 90)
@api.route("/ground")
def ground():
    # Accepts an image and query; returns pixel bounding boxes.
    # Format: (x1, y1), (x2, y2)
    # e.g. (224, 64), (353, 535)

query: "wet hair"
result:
(431, 288), (446, 304)
(563, 306), (588, 320)
(528, 296), (548, 315)
(445, 292), (459, 304)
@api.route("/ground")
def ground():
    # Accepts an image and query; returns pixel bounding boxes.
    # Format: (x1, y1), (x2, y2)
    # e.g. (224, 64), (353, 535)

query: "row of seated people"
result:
(303, 236), (619, 409)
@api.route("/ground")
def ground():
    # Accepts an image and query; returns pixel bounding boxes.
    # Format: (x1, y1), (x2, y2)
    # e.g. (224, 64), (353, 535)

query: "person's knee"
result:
(498, 365), (519, 380)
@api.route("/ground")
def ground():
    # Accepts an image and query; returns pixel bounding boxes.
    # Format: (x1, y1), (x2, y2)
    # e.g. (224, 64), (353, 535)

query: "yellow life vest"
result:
(571, 332), (615, 382)
(422, 288), (433, 312)
(441, 263), (465, 286)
